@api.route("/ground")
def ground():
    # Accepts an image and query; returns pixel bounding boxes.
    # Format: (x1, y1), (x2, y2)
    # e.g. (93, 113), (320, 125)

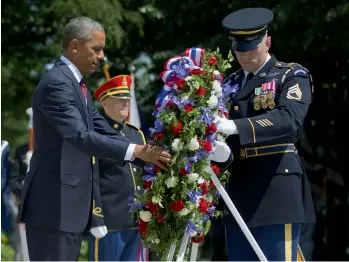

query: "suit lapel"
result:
(56, 60), (90, 129)
(234, 56), (277, 101)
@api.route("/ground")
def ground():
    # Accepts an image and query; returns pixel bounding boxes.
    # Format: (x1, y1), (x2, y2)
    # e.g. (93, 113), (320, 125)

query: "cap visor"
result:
(232, 38), (263, 52)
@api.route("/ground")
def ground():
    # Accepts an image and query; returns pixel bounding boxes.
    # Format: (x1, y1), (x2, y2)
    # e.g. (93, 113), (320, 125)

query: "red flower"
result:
(153, 133), (165, 142)
(198, 198), (208, 213)
(155, 214), (165, 224)
(143, 181), (152, 189)
(209, 56), (217, 66)
(171, 121), (183, 135)
(199, 182), (209, 195)
(195, 87), (206, 96)
(154, 165), (161, 173)
(180, 168), (188, 176)
(192, 233), (204, 243)
(197, 139), (202, 145)
(146, 201), (159, 213)
(208, 202), (214, 207)
(166, 101), (175, 108)
(209, 180), (216, 189)
(170, 200), (184, 212)
(210, 165), (220, 176)
(175, 78), (186, 90)
(203, 141), (213, 152)
(205, 123), (217, 136)
(190, 68), (203, 75)
(184, 104), (194, 112)
(139, 219), (148, 236)
(223, 112), (229, 118)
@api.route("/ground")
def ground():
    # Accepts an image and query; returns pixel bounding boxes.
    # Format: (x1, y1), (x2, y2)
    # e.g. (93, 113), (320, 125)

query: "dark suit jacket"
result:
(18, 59), (134, 233)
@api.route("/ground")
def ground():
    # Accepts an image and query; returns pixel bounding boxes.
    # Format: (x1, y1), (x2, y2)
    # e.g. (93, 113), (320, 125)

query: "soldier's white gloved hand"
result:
(209, 140), (233, 163)
(90, 226), (108, 239)
(214, 116), (238, 135)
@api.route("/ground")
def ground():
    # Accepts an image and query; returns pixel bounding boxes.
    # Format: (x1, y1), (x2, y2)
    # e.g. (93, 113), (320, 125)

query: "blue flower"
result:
(142, 175), (156, 182)
(128, 196), (143, 212)
(185, 220), (198, 235)
(184, 161), (192, 173)
(187, 190), (202, 203)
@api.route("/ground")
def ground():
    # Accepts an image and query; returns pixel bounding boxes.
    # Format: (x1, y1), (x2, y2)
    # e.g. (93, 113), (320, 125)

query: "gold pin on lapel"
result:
(259, 72), (266, 77)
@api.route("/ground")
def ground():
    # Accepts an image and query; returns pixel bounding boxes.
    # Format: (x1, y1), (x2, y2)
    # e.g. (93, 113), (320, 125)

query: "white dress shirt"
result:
(60, 55), (136, 161)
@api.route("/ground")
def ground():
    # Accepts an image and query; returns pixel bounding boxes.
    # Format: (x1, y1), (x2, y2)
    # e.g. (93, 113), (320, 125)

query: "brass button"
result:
(285, 169), (289, 173)
(234, 106), (239, 111)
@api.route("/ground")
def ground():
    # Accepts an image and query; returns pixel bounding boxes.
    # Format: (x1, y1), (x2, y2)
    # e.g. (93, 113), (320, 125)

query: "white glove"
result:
(214, 116), (238, 135)
(209, 140), (234, 163)
(90, 226), (108, 239)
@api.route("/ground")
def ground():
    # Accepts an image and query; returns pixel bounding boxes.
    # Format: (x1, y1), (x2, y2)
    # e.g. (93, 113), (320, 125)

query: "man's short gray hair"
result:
(62, 17), (105, 49)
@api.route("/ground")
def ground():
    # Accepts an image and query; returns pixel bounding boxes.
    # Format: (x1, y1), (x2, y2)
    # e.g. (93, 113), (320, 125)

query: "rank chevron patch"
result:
(286, 83), (302, 101)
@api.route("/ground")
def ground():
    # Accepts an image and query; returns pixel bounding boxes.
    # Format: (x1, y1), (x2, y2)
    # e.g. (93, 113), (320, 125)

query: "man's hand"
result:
(134, 145), (172, 170)
(209, 140), (233, 163)
(214, 116), (238, 135)
(90, 226), (108, 239)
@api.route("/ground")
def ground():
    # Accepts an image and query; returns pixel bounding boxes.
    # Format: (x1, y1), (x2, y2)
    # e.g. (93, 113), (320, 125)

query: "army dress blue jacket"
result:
(223, 55), (316, 228)
(97, 116), (146, 231)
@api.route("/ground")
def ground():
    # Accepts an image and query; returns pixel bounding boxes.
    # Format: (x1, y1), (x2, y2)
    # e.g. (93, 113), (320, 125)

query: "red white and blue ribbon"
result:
(153, 47), (205, 117)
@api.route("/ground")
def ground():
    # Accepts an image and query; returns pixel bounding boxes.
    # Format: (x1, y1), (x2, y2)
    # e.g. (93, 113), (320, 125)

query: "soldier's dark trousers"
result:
(89, 229), (148, 261)
(226, 223), (301, 261)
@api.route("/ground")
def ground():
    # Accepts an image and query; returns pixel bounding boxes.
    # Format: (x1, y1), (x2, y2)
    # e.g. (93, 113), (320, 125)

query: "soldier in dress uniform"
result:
(214, 7), (316, 261)
(89, 74), (148, 261)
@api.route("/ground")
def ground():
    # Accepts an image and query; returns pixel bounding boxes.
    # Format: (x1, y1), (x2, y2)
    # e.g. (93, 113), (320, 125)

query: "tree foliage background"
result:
(1, 0), (349, 260)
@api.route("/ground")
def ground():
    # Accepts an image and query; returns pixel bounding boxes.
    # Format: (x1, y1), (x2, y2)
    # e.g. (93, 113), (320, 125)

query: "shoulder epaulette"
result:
(276, 61), (310, 84)
(276, 61), (302, 70)
(125, 122), (139, 130)
(126, 123), (146, 144)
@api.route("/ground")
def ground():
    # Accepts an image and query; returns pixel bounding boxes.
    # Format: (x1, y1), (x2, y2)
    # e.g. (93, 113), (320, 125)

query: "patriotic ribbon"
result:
(153, 47), (205, 116)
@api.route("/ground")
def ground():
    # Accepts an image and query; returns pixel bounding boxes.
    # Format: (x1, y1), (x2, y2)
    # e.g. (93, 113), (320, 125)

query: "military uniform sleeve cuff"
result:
(125, 144), (136, 161)
(234, 118), (257, 146)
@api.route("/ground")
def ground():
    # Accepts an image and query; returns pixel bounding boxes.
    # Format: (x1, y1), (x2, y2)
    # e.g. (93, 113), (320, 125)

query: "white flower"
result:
(151, 238), (160, 244)
(179, 208), (190, 216)
(198, 177), (206, 184)
(185, 76), (193, 82)
(187, 137), (200, 151)
(165, 176), (178, 188)
(213, 70), (220, 75)
(212, 80), (222, 96)
(205, 194), (213, 203)
(187, 173), (199, 183)
(171, 138), (181, 151)
(152, 195), (163, 208)
(182, 95), (190, 102)
(140, 210), (152, 222)
(208, 95), (218, 107)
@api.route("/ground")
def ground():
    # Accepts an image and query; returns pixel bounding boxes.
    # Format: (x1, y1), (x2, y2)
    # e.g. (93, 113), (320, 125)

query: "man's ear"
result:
(265, 36), (271, 52)
(70, 39), (79, 53)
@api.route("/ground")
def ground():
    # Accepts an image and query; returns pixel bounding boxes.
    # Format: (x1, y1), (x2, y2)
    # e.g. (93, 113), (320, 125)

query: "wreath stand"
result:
(165, 165), (268, 262)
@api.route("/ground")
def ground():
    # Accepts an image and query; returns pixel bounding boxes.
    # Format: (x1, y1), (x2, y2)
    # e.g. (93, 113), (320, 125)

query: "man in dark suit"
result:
(214, 8), (316, 261)
(18, 16), (171, 261)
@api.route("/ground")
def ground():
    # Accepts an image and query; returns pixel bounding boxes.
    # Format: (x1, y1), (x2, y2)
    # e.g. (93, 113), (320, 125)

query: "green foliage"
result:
(2, 0), (348, 163)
